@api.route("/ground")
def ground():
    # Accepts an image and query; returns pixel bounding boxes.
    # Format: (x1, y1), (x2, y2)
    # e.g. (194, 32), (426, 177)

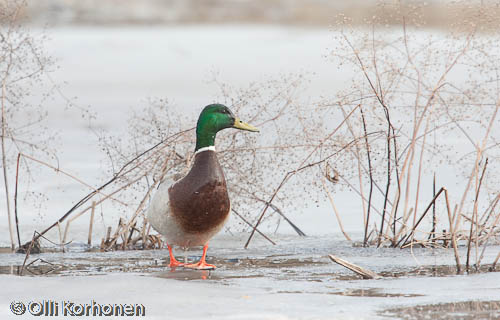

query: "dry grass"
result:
(2, 1), (499, 278)
(326, 2), (500, 272)
(1, 0), (56, 252)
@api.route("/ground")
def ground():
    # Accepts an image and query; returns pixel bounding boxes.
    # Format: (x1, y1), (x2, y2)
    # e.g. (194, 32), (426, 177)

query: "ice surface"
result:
(1, 235), (500, 319)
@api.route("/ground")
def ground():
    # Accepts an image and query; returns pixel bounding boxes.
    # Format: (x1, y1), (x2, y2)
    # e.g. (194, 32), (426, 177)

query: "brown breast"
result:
(168, 151), (230, 234)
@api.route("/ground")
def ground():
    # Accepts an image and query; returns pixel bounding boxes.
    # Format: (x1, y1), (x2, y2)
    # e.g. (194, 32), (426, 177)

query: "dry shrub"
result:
(326, 1), (500, 271)
(91, 73), (348, 250)
(13, 2), (499, 267)
(1, 0), (56, 251)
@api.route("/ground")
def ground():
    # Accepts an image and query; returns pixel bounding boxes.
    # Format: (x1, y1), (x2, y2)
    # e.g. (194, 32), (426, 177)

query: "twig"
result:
(477, 202), (500, 267)
(107, 218), (124, 251)
(444, 189), (461, 273)
(391, 131), (401, 246)
(88, 201), (95, 246)
(321, 177), (351, 241)
(328, 254), (380, 279)
(490, 251), (500, 271)
(19, 231), (36, 276)
(142, 221), (148, 249)
(410, 116), (431, 247)
(232, 209), (276, 245)
(105, 227), (111, 243)
(360, 106), (374, 247)
(377, 106), (393, 247)
(1, 80), (15, 251)
(268, 203), (306, 237)
(251, 195), (306, 237)
(466, 158), (488, 271)
(428, 173), (437, 242)
(14, 152), (21, 248)
(125, 221), (137, 248)
(57, 222), (64, 253)
(340, 106), (368, 233)
(479, 194), (499, 229)
(399, 187), (445, 248)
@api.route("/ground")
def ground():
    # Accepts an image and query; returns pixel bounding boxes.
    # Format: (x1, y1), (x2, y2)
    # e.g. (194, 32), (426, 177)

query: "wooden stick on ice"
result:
(328, 254), (381, 279)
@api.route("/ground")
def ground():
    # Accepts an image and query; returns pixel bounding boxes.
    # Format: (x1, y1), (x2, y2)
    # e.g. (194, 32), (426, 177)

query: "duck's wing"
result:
(147, 174), (180, 235)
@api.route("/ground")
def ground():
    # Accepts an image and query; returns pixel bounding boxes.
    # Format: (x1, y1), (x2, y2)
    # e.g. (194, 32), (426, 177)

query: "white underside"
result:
(146, 169), (228, 248)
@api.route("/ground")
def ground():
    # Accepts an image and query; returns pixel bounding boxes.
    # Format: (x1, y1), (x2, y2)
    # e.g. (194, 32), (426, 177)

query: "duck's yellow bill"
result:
(233, 118), (259, 132)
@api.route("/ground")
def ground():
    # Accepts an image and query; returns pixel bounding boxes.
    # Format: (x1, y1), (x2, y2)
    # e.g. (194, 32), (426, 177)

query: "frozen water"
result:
(1, 235), (500, 319)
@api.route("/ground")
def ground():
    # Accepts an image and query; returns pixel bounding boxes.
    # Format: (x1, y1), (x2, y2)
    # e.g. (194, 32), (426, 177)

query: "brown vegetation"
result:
(1, 0), (55, 252)
(1, 1), (499, 277)
(327, 4), (500, 273)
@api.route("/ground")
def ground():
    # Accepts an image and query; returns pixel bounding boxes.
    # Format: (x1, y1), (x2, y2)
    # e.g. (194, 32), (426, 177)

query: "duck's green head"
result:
(195, 104), (259, 151)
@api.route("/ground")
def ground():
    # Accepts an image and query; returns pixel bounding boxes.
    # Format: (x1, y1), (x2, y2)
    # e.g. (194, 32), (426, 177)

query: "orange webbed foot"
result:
(184, 261), (216, 270)
(168, 259), (185, 268)
(183, 243), (216, 270)
(167, 244), (184, 269)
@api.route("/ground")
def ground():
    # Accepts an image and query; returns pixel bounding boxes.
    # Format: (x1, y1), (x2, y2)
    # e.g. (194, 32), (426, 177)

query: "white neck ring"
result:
(195, 146), (216, 154)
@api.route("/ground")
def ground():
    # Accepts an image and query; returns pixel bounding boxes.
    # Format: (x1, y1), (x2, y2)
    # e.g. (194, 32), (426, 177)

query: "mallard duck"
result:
(147, 104), (259, 270)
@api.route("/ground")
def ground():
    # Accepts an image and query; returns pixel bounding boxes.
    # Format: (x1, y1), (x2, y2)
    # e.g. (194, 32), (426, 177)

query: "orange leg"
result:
(167, 243), (184, 268)
(184, 244), (216, 270)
